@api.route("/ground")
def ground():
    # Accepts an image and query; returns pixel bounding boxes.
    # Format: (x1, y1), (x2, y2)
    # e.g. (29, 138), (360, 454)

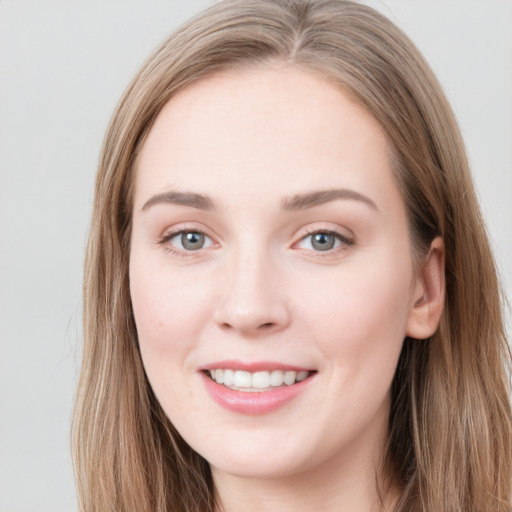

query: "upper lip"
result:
(199, 360), (314, 372)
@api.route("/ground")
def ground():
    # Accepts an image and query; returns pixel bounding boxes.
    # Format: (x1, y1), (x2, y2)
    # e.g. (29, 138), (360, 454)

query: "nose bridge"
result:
(214, 239), (289, 335)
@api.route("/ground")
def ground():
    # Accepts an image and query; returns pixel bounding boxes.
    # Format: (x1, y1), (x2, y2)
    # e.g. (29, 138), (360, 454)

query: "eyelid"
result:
(156, 223), (219, 256)
(155, 222), (354, 257)
(292, 225), (355, 254)
(170, 231), (214, 250)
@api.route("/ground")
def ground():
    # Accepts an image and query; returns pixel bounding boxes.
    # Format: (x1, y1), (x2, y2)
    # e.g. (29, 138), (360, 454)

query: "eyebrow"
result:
(142, 191), (216, 211)
(282, 188), (378, 212)
(141, 187), (378, 213)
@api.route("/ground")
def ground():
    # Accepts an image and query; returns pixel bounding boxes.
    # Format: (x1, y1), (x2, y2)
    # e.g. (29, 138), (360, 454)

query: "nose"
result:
(213, 248), (291, 337)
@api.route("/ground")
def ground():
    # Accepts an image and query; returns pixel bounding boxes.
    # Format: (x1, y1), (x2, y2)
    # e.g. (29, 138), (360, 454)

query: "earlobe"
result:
(406, 237), (446, 340)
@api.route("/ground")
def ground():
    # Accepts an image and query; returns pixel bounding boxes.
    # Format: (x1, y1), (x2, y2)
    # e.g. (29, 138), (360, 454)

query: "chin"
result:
(210, 453), (308, 480)
(191, 428), (321, 480)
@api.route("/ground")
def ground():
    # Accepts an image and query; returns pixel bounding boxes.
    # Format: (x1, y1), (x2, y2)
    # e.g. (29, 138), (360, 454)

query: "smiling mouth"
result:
(205, 369), (314, 392)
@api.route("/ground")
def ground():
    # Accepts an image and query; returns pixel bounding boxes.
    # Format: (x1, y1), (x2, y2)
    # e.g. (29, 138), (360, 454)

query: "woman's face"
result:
(130, 67), (423, 481)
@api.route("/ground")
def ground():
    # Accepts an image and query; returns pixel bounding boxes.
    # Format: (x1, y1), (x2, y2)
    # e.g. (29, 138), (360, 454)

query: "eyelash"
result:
(157, 228), (215, 258)
(295, 229), (354, 256)
(156, 227), (354, 257)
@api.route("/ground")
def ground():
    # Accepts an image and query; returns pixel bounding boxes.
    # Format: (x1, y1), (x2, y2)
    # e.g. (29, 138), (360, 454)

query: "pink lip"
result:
(200, 370), (314, 416)
(199, 360), (311, 372)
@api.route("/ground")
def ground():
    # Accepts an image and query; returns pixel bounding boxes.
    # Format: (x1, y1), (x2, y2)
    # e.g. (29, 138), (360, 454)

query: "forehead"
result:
(133, 66), (397, 212)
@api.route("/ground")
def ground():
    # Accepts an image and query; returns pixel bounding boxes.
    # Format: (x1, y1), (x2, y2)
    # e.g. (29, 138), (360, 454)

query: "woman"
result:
(72, 1), (512, 510)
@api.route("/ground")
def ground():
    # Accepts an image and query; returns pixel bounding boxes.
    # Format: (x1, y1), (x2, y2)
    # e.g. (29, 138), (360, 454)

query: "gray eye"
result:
(296, 231), (348, 253)
(310, 232), (336, 251)
(181, 231), (205, 250)
(165, 230), (214, 253)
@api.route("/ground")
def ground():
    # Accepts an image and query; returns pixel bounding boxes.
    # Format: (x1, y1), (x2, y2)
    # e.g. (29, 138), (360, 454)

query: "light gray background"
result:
(0, 1), (510, 511)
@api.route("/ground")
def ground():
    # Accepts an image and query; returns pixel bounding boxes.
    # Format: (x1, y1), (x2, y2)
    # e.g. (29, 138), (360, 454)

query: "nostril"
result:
(220, 322), (274, 330)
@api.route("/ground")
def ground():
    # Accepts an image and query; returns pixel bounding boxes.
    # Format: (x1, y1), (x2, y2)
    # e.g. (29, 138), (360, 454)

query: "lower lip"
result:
(201, 372), (313, 415)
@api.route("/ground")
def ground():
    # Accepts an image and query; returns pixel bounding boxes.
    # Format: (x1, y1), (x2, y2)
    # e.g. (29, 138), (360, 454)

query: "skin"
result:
(129, 66), (445, 512)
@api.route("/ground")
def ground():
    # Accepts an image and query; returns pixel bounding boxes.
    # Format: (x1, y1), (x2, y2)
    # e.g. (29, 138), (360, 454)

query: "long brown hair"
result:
(72, 1), (512, 510)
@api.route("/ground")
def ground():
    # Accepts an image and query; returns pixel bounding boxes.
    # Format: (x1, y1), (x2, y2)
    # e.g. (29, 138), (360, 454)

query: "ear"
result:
(406, 236), (446, 340)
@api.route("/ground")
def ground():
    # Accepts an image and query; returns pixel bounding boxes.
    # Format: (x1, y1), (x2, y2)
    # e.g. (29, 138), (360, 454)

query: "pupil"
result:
(182, 232), (204, 250)
(312, 233), (334, 251)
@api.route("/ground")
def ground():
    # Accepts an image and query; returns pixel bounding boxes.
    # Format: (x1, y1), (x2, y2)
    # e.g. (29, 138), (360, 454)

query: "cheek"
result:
(129, 253), (225, 400)
(129, 262), (206, 419)
(129, 258), (203, 366)
(299, 251), (413, 367)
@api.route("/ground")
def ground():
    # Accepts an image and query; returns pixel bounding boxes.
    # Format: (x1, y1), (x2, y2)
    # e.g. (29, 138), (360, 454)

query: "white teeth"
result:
(223, 369), (234, 386)
(284, 371), (296, 385)
(215, 368), (224, 384)
(252, 371), (270, 389)
(207, 368), (311, 389)
(296, 370), (309, 382)
(269, 370), (284, 386)
(233, 370), (252, 388)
